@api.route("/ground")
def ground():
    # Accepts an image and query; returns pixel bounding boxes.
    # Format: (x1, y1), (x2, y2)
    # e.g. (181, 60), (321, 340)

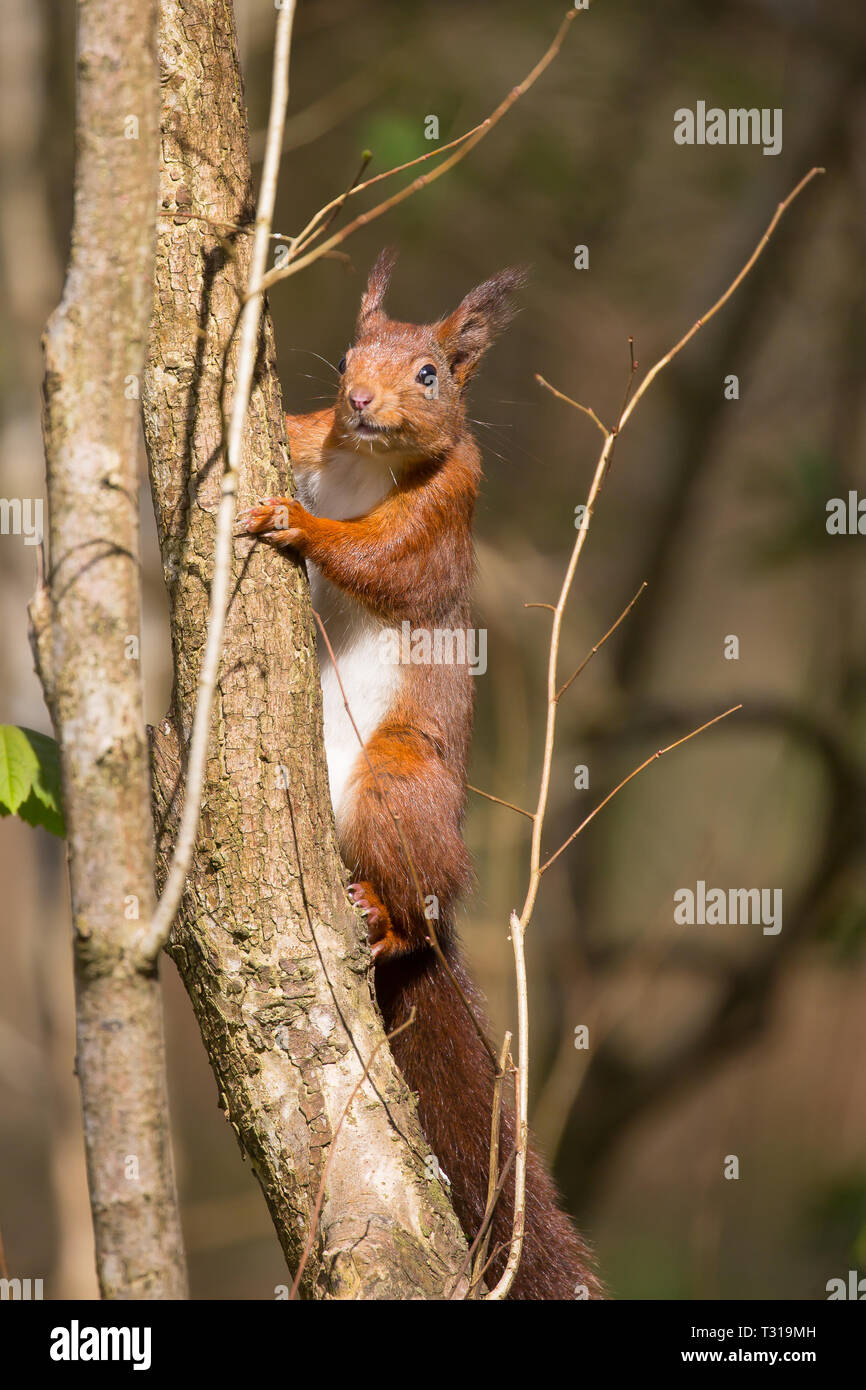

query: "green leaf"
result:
(0, 725), (66, 837)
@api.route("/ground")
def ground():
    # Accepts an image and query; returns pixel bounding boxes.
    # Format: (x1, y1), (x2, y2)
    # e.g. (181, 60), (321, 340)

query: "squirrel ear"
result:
(436, 267), (526, 387)
(356, 247), (398, 333)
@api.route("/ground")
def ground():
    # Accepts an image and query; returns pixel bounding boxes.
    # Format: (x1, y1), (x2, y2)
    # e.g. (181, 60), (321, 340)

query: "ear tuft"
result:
(356, 247), (398, 333)
(436, 267), (527, 387)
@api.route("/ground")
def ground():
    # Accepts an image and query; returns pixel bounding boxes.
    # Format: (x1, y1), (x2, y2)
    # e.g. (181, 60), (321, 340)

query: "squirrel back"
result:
(243, 250), (603, 1299)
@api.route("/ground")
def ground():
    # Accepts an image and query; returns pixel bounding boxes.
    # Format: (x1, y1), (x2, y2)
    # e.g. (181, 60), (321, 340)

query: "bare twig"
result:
(139, 0), (298, 962)
(476, 1239), (514, 1286)
(456, 1145), (518, 1299)
(487, 166), (823, 1300)
(470, 1032), (513, 1295)
(535, 375), (609, 437)
(485, 914), (529, 1300)
(556, 581), (647, 702)
(517, 427), (618, 932)
(291, 150), (373, 258)
(466, 784), (534, 820)
(615, 167), (824, 437)
(288, 114), (498, 255)
(290, 1008), (417, 1300)
(259, 7), (586, 292)
(614, 335), (639, 426)
(541, 705), (742, 875)
(519, 166), (823, 935)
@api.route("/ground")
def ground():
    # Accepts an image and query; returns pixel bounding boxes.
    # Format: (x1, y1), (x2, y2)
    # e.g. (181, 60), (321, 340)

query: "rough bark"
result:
(32, 0), (187, 1298)
(142, 0), (470, 1298)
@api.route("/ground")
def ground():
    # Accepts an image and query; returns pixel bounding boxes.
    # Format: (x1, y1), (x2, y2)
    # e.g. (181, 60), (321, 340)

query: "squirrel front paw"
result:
(236, 495), (306, 548)
(348, 882), (405, 961)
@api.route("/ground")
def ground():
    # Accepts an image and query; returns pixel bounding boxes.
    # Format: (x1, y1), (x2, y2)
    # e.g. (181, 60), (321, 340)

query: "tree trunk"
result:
(143, 0), (470, 1298)
(32, 0), (187, 1299)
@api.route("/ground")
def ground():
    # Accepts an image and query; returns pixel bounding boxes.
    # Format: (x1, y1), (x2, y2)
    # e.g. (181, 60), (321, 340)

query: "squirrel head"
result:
(332, 248), (524, 458)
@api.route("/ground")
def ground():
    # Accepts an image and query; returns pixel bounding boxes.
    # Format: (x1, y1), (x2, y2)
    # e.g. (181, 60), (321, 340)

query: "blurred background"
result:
(1, 0), (865, 1299)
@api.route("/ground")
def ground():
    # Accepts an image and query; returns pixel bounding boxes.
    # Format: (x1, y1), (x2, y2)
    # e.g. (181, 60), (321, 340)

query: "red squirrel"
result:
(240, 250), (602, 1299)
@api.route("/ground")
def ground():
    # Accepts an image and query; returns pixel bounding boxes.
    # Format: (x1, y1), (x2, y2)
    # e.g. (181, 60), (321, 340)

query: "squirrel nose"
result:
(349, 389), (374, 412)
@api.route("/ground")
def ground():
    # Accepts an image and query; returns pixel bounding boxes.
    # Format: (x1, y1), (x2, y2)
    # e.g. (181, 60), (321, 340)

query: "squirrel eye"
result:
(417, 363), (437, 386)
(337, 355), (347, 374)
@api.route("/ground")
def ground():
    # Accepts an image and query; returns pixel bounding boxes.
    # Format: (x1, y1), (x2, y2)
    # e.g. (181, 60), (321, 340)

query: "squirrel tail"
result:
(375, 939), (604, 1300)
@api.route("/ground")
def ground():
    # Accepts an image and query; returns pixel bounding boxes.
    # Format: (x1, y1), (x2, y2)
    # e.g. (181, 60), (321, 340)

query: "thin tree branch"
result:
(489, 165), (822, 1299)
(288, 114), (496, 255)
(520, 166), (823, 935)
(470, 1031), (513, 1297)
(485, 914), (529, 1300)
(535, 375), (609, 437)
(616, 166), (824, 436)
(259, 7), (587, 292)
(613, 335), (639, 426)
(518, 427), (619, 930)
(290, 149), (373, 258)
(556, 581), (647, 702)
(448, 1139), (517, 1300)
(540, 704), (742, 876)
(466, 784), (534, 820)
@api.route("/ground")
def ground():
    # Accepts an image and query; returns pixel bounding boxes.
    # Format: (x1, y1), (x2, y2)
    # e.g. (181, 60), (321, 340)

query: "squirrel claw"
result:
(348, 882), (402, 960)
(238, 498), (305, 550)
(348, 882), (384, 923)
(238, 498), (295, 533)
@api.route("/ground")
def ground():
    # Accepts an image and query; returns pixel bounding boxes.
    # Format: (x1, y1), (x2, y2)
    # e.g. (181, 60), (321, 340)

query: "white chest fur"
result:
(298, 450), (401, 832)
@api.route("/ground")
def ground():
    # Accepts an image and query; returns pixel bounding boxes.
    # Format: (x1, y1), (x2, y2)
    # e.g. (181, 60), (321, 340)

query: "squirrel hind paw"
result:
(347, 882), (404, 960)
